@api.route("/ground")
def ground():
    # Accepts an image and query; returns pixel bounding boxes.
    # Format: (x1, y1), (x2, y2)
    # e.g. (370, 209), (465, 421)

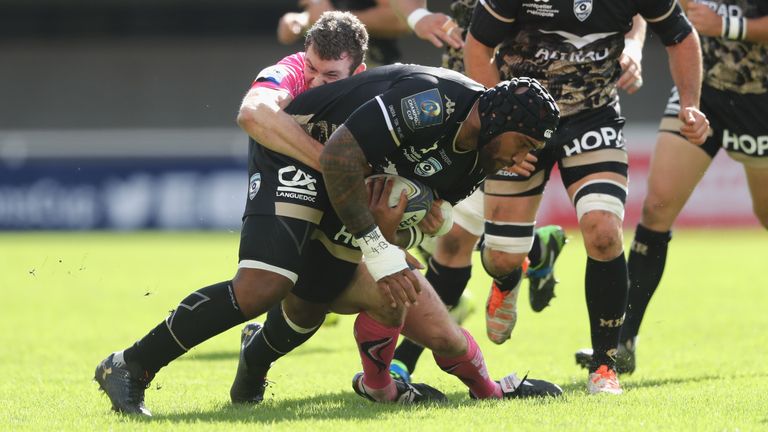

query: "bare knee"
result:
(232, 268), (293, 319)
(640, 194), (677, 232)
(282, 294), (329, 329)
(482, 248), (527, 278)
(580, 211), (624, 260)
(366, 304), (407, 328)
(423, 324), (466, 357)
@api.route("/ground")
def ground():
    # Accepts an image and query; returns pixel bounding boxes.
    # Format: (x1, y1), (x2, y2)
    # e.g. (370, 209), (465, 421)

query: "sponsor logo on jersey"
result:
(563, 126), (624, 156)
(401, 88), (444, 131)
(700, 1), (742, 18)
(404, 142), (441, 163)
(248, 173), (261, 200)
(415, 157), (443, 177)
(522, 0), (559, 17)
(255, 65), (288, 85)
(438, 149), (453, 166)
(443, 95), (456, 119)
(723, 129), (768, 156)
(333, 225), (359, 247)
(276, 166), (317, 202)
(574, 0), (592, 21)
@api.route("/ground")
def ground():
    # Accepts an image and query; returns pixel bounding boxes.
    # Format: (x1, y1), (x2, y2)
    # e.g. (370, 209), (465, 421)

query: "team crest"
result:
(414, 157), (443, 177)
(248, 173), (261, 200)
(573, 0), (592, 21)
(401, 88), (444, 131)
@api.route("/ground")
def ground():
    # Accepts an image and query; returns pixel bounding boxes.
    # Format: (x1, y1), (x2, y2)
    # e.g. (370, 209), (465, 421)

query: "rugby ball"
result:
(365, 174), (434, 229)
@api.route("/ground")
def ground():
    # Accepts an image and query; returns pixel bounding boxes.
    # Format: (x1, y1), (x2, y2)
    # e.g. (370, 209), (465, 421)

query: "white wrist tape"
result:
(404, 225), (425, 250)
(623, 38), (643, 62)
(407, 8), (431, 30)
(722, 16), (747, 40)
(356, 226), (408, 281)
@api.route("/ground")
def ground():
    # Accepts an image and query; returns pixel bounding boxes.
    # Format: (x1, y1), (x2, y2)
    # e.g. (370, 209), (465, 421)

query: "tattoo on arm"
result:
(320, 125), (376, 236)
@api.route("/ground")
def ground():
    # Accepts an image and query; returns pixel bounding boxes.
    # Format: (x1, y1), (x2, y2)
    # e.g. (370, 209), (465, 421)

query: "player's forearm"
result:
(320, 125), (377, 236)
(464, 33), (501, 87)
(354, 2), (410, 37)
(391, 0), (426, 18)
(744, 16), (768, 42)
(237, 99), (323, 171)
(667, 31), (703, 109)
(626, 14), (647, 45)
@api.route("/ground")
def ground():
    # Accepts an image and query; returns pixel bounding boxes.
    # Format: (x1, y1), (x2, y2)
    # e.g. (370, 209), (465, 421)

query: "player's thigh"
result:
(234, 215), (316, 315)
(642, 132), (712, 230)
(291, 237), (358, 306)
(744, 165), (768, 228)
(330, 265), (406, 326)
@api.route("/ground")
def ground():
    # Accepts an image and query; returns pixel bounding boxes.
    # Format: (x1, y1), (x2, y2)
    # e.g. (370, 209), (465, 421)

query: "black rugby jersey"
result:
(696, 0), (768, 94)
(252, 64), (488, 205)
(470, 0), (693, 117)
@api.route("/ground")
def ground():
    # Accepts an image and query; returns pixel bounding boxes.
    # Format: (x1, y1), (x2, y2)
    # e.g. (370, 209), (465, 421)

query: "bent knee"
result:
(232, 268), (294, 318)
(482, 249), (527, 277)
(580, 211), (624, 259)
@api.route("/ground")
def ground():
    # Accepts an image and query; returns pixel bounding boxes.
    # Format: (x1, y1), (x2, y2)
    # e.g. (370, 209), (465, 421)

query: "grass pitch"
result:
(2, 229), (767, 431)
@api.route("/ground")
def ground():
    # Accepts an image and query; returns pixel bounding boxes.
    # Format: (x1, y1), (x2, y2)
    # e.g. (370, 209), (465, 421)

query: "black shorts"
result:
(660, 85), (768, 167)
(238, 215), (357, 304)
(241, 146), (361, 303)
(483, 104), (628, 197)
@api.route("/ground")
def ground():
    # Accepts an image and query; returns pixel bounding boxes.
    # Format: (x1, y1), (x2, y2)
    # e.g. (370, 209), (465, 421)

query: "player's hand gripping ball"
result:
(365, 174), (435, 230)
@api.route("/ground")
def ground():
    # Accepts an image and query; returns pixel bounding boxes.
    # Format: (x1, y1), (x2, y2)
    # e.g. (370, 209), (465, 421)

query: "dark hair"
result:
(304, 11), (369, 74)
(477, 77), (560, 148)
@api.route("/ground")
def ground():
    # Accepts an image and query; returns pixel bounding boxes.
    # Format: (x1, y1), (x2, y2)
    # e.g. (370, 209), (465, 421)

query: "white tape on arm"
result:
(623, 38), (643, 62)
(356, 226), (408, 281)
(407, 8), (431, 30)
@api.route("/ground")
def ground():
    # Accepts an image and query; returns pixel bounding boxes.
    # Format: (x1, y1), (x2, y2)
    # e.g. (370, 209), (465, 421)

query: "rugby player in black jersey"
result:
(458, 0), (710, 394)
(93, 57), (563, 413)
(576, 0), (768, 375)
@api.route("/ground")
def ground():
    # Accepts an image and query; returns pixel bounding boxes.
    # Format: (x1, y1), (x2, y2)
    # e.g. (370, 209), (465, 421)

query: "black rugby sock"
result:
(393, 339), (425, 374)
(123, 281), (246, 374)
(527, 232), (543, 269)
(585, 255), (628, 371)
(392, 257), (471, 374)
(621, 224), (672, 342)
(243, 303), (321, 378)
(427, 257), (472, 306)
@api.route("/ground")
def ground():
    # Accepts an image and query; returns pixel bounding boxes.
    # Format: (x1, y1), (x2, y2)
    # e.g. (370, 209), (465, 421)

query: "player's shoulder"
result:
(254, 52), (305, 89)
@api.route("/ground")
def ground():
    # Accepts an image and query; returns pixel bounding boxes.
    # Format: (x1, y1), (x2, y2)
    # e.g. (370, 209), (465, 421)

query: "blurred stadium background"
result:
(0, 0), (759, 231)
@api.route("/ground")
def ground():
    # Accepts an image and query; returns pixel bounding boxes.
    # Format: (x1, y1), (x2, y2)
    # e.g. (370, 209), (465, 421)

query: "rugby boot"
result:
(575, 337), (637, 375)
(352, 372), (447, 404)
(527, 225), (568, 312)
(230, 322), (269, 404)
(94, 351), (154, 416)
(485, 273), (523, 344)
(587, 365), (623, 395)
(468, 373), (563, 399)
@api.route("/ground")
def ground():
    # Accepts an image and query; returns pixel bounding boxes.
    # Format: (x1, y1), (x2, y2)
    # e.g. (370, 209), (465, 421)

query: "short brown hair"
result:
(304, 11), (368, 73)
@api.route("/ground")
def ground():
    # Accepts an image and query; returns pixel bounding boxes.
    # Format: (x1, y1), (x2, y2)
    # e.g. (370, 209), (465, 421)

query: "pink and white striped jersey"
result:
(250, 52), (308, 99)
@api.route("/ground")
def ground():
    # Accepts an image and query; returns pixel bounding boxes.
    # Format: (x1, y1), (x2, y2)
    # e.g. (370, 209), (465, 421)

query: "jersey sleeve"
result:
(639, 0), (693, 46)
(344, 75), (448, 165)
(469, 0), (520, 48)
(250, 53), (305, 98)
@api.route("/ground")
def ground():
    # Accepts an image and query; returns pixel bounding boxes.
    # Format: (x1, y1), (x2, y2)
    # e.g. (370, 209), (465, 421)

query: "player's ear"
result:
(353, 63), (367, 75)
